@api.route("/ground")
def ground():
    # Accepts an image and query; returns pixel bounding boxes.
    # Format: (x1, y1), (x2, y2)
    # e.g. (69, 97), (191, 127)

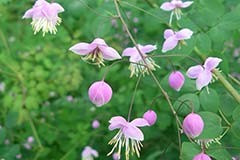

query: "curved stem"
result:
(127, 74), (142, 121)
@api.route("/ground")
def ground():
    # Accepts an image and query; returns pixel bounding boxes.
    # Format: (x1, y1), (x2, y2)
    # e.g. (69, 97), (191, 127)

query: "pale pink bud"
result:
(16, 154), (22, 159)
(92, 120), (100, 129)
(183, 113), (204, 138)
(168, 71), (185, 91)
(193, 152), (212, 160)
(113, 152), (120, 160)
(88, 81), (113, 107)
(27, 136), (34, 143)
(143, 110), (157, 126)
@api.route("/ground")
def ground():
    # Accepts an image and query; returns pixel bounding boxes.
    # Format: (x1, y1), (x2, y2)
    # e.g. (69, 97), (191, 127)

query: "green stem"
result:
(228, 74), (240, 86)
(0, 29), (11, 55)
(194, 47), (240, 104)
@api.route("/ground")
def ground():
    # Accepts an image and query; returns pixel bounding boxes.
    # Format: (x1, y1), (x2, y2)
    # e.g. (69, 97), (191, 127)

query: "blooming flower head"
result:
(122, 44), (159, 77)
(168, 71), (185, 91)
(88, 81), (113, 107)
(162, 28), (193, 53)
(187, 57), (222, 90)
(193, 152), (212, 160)
(92, 120), (100, 129)
(107, 116), (149, 160)
(183, 113), (204, 138)
(22, 0), (64, 36)
(143, 110), (157, 126)
(69, 38), (121, 67)
(82, 146), (99, 160)
(160, 0), (193, 25)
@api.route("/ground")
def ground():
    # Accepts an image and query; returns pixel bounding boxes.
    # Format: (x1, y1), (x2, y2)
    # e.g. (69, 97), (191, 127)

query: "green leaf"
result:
(231, 119), (240, 139)
(199, 88), (220, 113)
(198, 112), (223, 139)
(5, 112), (18, 129)
(196, 33), (212, 54)
(207, 144), (232, 160)
(232, 106), (240, 121)
(174, 94), (200, 116)
(0, 128), (6, 144)
(180, 142), (201, 160)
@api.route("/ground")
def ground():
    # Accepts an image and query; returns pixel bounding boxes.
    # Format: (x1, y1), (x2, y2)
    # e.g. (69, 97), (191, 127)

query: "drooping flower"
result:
(183, 113), (204, 138)
(162, 28), (193, 53)
(186, 57), (222, 90)
(193, 152), (212, 160)
(143, 110), (157, 126)
(92, 120), (100, 129)
(88, 81), (112, 107)
(69, 38), (121, 67)
(22, 0), (64, 36)
(168, 71), (185, 91)
(107, 116), (149, 160)
(122, 44), (159, 77)
(160, 0), (193, 25)
(82, 146), (99, 160)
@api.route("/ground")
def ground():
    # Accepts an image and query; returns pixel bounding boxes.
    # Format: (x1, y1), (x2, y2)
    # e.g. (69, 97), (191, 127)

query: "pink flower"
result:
(16, 154), (22, 159)
(82, 146), (99, 160)
(69, 38), (121, 67)
(143, 110), (157, 126)
(22, 0), (64, 36)
(122, 44), (159, 77)
(162, 28), (193, 53)
(187, 57), (222, 90)
(193, 152), (212, 160)
(107, 116), (149, 160)
(160, 0), (193, 24)
(88, 81), (112, 107)
(92, 120), (100, 129)
(183, 113), (204, 138)
(27, 136), (34, 144)
(168, 71), (185, 91)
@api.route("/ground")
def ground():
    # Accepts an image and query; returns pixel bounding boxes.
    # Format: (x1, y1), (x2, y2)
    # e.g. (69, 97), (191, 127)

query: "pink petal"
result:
(22, 9), (34, 18)
(108, 116), (127, 131)
(162, 36), (179, 53)
(91, 38), (107, 46)
(122, 125), (144, 141)
(129, 54), (142, 63)
(138, 44), (157, 54)
(203, 57), (222, 71)
(51, 3), (64, 13)
(160, 2), (176, 11)
(130, 118), (150, 127)
(180, 1), (194, 8)
(122, 47), (138, 57)
(99, 46), (122, 60)
(196, 70), (212, 90)
(186, 65), (204, 79)
(164, 29), (175, 39)
(69, 43), (93, 55)
(175, 28), (193, 40)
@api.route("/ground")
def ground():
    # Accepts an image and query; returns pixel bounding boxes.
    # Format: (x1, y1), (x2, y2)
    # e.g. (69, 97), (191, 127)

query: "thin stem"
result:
(194, 47), (240, 104)
(127, 74), (142, 121)
(218, 109), (231, 127)
(228, 74), (240, 86)
(0, 29), (11, 55)
(150, 54), (201, 64)
(144, 0), (157, 8)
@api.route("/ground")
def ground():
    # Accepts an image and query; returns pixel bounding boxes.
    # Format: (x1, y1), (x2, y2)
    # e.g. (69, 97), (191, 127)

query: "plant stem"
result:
(194, 47), (240, 104)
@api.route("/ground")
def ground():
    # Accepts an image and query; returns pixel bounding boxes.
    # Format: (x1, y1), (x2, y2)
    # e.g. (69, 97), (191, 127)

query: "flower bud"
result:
(183, 113), (204, 138)
(168, 71), (185, 91)
(27, 136), (34, 143)
(143, 110), (157, 126)
(92, 120), (100, 129)
(193, 152), (212, 160)
(113, 153), (120, 160)
(88, 81), (112, 107)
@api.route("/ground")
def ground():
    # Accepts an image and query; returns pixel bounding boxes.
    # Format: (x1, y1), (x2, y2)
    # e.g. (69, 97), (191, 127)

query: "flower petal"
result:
(69, 43), (93, 55)
(51, 3), (64, 13)
(162, 36), (178, 53)
(22, 9), (34, 18)
(99, 46), (122, 60)
(164, 29), (175, 39)
(139, 44), (157, 54)
(203, 57), (222, 71)
(123, 125), (144, 141)
(122, 47), (138, 57)
(91, 38), (107, 46)
(196, 70), (212, 90)
(130, 118), (150, 127)
(175, 28), (193, 40)
(186, 65), (204, 79)
(180, 1), (194, 8)
(108, 116), (127, 131)
(160, 2), (176, 11)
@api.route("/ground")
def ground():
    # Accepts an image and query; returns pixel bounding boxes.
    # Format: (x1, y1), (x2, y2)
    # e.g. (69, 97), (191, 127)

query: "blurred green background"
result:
(0, 0), (240, 159)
